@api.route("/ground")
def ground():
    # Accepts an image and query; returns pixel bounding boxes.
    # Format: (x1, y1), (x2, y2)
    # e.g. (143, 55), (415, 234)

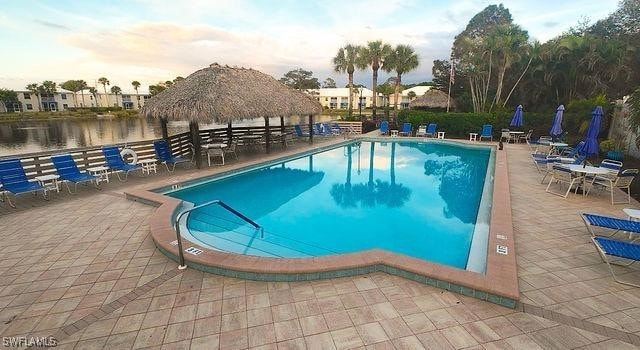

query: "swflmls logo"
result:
(2, 336), (58, 347)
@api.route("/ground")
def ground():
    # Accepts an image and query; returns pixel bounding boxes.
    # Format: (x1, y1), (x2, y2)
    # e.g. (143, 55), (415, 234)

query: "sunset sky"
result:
(0, 0), (619, 93)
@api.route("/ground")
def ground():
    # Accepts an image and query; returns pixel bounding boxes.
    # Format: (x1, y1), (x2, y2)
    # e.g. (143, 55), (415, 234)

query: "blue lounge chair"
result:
(294, 125), (309, 137)
(380, 121), (389, 135)
(102, 145), (142, 181)
(51, 154), (98, 193)
(313, 123), (329, 136)
(0, 158), (46, 207)
(322, 123), (335, 136)
(425, 123), (437, 138)
(480, 124), (493, 141)
(331, 123), (342, 135)
(592, 236), (640, 287)
(399, 122), (412, 136)
(153, 140), (190, 172)
(581, 213), (640, 238)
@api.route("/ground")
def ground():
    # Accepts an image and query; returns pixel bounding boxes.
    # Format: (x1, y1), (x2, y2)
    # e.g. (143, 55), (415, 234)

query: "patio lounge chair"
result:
(294, 125), (309, 137)
(581, 213), (640, 237)
(592, 236), (640, 287)
(545, 165), (583, 198)
(425, 123), (437, 138)
(399, 122), (412, 136)
(102, 145), (142, 181)
(518, 129), (533, 143)
(587, 168), (638, 204)
(51, 154), (98, 193)
(331, 123), (342, 135)
(380, 121), (389, 135)
(314, 123), (330, 136)
(153, 140), (190, 172)
(0, 158), (46, 207)
(480, 124), (493, 141)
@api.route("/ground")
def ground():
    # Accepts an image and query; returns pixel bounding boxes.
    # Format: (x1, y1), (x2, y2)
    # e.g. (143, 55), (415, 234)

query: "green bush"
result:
(66, 106), (123, 112)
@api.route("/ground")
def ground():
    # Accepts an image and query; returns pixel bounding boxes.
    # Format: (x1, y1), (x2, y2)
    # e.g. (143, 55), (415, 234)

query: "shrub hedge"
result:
(397, 108), (610, 144)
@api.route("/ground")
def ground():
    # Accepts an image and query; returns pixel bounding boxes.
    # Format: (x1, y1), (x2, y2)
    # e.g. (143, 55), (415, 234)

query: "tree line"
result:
(0, 76), (185, 112)
(432, 1), (639, 114)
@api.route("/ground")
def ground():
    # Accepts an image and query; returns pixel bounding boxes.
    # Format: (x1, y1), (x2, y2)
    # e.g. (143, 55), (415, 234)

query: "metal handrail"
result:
(173, 199), (261, 270)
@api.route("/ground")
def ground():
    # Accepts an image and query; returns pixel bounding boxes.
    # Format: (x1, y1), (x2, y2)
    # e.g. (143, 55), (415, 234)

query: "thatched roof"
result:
(409, 89), (455, 110)
(141, 63), (322, 123)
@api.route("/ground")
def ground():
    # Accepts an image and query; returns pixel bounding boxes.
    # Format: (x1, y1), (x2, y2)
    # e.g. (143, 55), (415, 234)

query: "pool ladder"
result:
(173, 199), (262, 270)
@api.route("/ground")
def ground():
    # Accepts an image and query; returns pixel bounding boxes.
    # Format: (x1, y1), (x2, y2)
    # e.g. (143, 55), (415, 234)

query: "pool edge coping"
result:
(125, 137), (519, 307)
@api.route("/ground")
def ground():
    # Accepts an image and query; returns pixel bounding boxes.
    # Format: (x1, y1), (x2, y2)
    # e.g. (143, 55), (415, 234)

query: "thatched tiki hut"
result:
(409, 89), (456, 111)
(141, 63), (322, 168)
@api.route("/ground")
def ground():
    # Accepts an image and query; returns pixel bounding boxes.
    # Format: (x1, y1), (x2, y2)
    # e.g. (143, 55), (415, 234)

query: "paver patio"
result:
(0, 139), (639, 349)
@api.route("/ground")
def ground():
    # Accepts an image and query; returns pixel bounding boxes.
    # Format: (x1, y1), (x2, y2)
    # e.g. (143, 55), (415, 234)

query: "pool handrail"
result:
(173, 199), (262, 269)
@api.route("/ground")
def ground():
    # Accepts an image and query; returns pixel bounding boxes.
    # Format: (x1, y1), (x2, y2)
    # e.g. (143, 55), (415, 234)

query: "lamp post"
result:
(358, 87), (363, 118)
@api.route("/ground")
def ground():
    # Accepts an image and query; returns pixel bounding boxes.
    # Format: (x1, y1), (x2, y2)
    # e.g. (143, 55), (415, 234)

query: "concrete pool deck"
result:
(0, 138), (639, 349)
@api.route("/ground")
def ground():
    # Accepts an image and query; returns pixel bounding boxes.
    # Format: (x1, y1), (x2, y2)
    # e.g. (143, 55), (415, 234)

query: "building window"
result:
(122, 95), (130, 99)
(23, 93), (30, 99)
(26, 104), (33, 110)
(61, 94), (67, 99)
(63, 104), (68, 109)
(143, 95), (150, 100)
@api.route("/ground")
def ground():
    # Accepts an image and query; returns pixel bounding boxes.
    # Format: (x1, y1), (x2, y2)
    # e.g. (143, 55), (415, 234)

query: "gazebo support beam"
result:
(308, 114), (313, 144)
(189, 121), (202, 169)
(160, 117), (169, 143)
(265, 117), (271, 154)
(227, 122), (233, 144)
(280, 116), (286, 147)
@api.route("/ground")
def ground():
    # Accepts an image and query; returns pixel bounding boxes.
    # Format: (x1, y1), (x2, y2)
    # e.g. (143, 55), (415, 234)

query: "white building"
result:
(7, 89), (151, 112)
(388, 86), (433, 109)
(307, 88), (383, 110)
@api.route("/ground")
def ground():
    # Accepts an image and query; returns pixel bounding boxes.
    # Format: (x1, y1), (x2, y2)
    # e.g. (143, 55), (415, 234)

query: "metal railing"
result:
(173, 199), (261, 269)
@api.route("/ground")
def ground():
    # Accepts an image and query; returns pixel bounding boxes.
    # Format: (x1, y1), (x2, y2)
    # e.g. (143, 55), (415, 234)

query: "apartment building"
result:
(6, 89), (151, 112)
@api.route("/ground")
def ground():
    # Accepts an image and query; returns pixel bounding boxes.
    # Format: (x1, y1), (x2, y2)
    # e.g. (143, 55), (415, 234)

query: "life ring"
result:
(120, 148), (138, 165)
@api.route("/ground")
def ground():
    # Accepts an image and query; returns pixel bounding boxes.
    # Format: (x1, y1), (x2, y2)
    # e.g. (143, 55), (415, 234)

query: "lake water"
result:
(0, 115), (334, 156)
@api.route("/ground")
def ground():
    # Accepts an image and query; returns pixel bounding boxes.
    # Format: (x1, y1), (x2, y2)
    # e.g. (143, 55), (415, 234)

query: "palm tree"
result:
(78, 80), (88, 108)
(98, 77), (110, 107)
(26, 83), (41, 111)
(332, 44), (359, 117)
(131, 81), (141, 108)
(356, 41), (392, 118)
(384, 44), (419, 115)
(88, 87), (98, 107)
(110, 86), (122, 107)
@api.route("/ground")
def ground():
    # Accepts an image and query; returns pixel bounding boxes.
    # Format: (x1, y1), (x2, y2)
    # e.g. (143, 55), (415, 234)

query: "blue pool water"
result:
(166, 141), (493, 270)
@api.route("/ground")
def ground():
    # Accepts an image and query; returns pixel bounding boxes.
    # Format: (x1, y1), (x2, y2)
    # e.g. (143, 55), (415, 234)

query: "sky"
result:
(0, 0), (620, 93)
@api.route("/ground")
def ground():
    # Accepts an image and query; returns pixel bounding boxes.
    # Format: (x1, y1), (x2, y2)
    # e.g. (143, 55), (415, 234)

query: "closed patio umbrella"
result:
(577, 106), (603, 157)
(509, 105), (523, 127)
(549, 105), (564, 140)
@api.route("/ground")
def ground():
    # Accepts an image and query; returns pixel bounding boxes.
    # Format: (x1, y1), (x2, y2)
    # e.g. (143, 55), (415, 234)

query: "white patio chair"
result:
(587, 168), (638, 204)
(546, 165), (584, 198)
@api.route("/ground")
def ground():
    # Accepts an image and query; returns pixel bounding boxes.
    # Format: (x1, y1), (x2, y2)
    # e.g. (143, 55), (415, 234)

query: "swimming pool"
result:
(165, 140), (494, 272)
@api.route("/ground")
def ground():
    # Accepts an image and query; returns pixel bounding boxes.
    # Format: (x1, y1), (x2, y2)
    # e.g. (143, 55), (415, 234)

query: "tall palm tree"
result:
(26, 83), (41, 111)
(78, 80), (88, 108)
(88, 87), (98, 107)
(384, 44), (419, 114)
(98, 77), (110, 107)
(332, 44), (359, 117)
(131, 81), (141, 108)
(356, 41), (392, 118)
(110, 86), (122, 107)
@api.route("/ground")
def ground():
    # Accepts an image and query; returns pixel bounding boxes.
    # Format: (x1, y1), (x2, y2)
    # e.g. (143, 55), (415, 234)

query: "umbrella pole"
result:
(308, 114), (313, 144)
(265, 117), (271, 154)
(189, 121), (202, 169)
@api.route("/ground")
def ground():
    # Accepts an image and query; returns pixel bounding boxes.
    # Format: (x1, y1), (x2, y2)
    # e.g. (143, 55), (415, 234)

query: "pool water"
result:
(166, 141), (493, 270)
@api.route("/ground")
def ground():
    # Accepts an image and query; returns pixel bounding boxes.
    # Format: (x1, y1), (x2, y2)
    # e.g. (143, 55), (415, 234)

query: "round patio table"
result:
(560, 164), (610, 196)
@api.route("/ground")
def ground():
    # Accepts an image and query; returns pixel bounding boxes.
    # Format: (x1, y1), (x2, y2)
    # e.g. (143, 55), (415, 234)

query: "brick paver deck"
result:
(0, 139), (639, 349)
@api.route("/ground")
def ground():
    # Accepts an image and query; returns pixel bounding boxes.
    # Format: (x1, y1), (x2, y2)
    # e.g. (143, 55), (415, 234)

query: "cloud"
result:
(33, 19), (71, 31)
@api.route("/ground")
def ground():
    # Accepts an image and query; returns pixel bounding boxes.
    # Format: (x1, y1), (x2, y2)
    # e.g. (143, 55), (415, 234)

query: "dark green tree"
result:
(279, 68), (320, 90)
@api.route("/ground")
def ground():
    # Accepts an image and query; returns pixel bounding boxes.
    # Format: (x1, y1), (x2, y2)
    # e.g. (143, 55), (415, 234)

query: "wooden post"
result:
(227, 122), (233, 144)
(189, 121), (202, 168)
(160, 117), (169, 141)
(308, 114), (313, 144)
(280, 116), (286, 147)
(264, 117), (271, 154)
